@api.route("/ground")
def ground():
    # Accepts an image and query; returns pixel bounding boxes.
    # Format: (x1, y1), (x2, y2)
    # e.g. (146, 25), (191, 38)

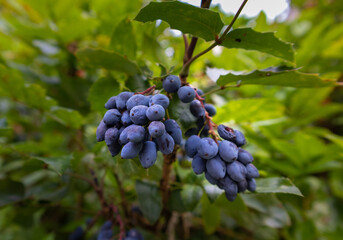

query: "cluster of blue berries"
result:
(96, 81), (182, 168)
(97, 221), (144, 240)
(186, 124), (259, 201)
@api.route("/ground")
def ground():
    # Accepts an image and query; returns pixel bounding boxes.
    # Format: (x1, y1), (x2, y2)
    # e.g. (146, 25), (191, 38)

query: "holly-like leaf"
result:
(221, 28), (295, 62)
(256, 177), (303, 196)
(135, 180), (162, 224)
(213, 98), (285, 123)
(47, 107), (83, 129)
(88, 76), (120, 112)
(110, 18), (137, 59)
(76, 48), (140, 74)
(0, 179), (25, 207)
(201, 194), (221, 234)
(134, 1), (224, 41)
(34, 155), (74, 176)
(217, 68), (337, 88)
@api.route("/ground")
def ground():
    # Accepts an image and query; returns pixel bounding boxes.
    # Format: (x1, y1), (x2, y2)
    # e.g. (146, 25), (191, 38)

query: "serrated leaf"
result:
(221, 28), (295, 62)
(135, 180), (162, 224)
(134, 1), (224, 41)
(34, 155), (73, 175)
(88, 76), (120, 112)
(110, 18), (136, 59)
(0, 179), (25, 207)
(256, 177), (303, 196)
(76, 48), (140, 74)
(217, 68), (337, 88)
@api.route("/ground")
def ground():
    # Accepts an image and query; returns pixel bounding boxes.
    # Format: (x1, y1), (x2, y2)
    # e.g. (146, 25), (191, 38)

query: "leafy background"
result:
(0, 0), (343, 239)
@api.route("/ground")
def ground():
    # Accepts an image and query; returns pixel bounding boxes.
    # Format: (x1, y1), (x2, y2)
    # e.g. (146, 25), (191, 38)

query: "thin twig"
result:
(183, 34), (189, 64)
(218, 0), (249, 42)
(113, 172), (130, 218)
(180, 0), (249, 79)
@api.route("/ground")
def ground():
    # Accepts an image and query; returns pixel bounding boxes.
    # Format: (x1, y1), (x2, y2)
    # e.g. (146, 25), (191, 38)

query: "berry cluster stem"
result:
(136, 85), (156, 95)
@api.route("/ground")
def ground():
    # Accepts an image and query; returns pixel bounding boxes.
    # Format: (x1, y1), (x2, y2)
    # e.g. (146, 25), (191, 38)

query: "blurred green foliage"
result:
(0, 0), (343, 239)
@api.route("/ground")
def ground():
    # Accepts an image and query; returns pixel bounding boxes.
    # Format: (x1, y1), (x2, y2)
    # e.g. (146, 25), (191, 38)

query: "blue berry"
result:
(96, 120), (108, 142)
(218, 176), (237, 194)
(130, 105), (149, 125)
(218, 140), (238, 163)
(204, 103), (216, 116)
(126, 125), (145, 143)
(103, 109), (121, 126)
(206, 156), (226, 179)
(146, 104), (165, 121)
(225, 190), (237, 202)
(116, 92), (134, 110)
(190, 100), (205, 118)
(104, 96), (116, 109)
(192, 154), (206, 174)
(185, 135), (201, 157)
(246, 164), (259, 178)
(121, 142), (143, 159)
(126, 228), (144, 240)
(237, 148), (253, 165)
(197, 137), (218, 160)
(148, 121), (165, 138)
(164, 119), (182, 145)
(105, 127), (119, 146)
(107, 141), (121, 157)
(126, 94), (150, 111)
(139, 141), (157, 169)
(156, 132), (175, 154)
(69, 226), (84, 240)
(177, 86), (196, 103)
(205, 171), (219, 185)
(163, 75), (181, 93)
(237, 179), (248, 193)
(227, 161), (246, 182)
(217, 125), (236, 142)
(247, 178), (256, 192)
(234, 130), (246, 146)
(121, 110), (133, 126)
(149, 94), (169, 109)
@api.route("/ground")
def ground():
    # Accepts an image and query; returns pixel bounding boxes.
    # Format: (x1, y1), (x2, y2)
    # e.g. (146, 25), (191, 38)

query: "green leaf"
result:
(135, 180), (162, 224)
(256, 177), (303, 196)
(34, 155), (73, 175)
(0, 179), (25, 207)
(0, 66), (57, 111)
(201, 194), (221, 234)
(76, 48), (140, 74)
(134, 1), (224, 41)
(180, 184), (203, 211)
(221, 28), (295, 62)
(88, 76), (120, 112)
(110, 18), (137, 59)
(213, 98), (285, 123)
(47, 107), (83, 129)
(217, 68), (337, 88)
(241, 194), (291, 228)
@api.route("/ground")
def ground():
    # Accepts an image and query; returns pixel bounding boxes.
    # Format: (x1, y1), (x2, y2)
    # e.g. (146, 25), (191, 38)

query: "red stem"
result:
(136, 85), (156, 95)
